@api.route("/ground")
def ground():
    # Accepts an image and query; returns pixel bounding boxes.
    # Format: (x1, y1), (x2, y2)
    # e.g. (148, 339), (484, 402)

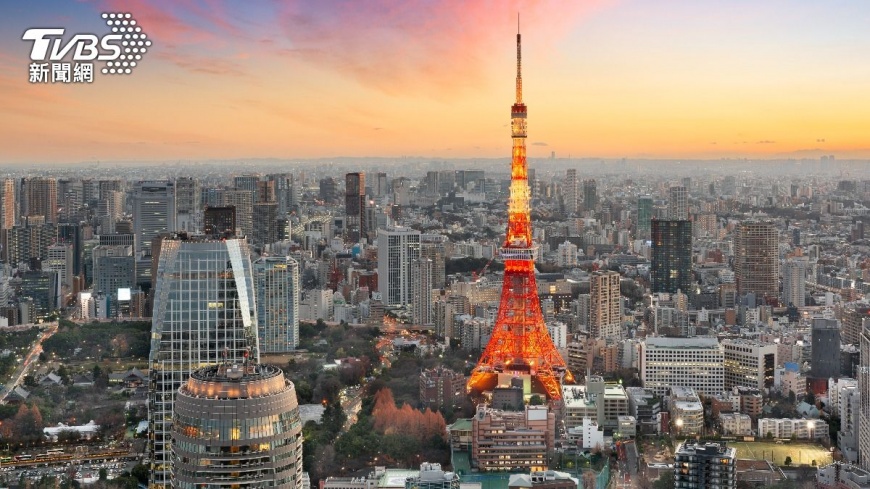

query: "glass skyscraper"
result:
(148, 236), (259, 488)
(650, 219), (693, 295)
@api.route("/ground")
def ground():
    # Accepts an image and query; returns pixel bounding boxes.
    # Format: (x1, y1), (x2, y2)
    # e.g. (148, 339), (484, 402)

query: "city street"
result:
(0, 322), (57, 403)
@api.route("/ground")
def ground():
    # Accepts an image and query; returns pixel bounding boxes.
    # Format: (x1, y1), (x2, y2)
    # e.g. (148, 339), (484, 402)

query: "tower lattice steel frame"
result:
(467, 24), (573, 400)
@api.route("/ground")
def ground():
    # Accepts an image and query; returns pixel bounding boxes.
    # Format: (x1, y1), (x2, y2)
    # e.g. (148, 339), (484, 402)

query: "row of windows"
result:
(174, 410), (301, 441)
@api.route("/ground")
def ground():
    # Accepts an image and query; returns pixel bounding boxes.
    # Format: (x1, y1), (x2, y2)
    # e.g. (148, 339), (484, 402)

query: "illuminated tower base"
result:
(467, 251), (573, 400)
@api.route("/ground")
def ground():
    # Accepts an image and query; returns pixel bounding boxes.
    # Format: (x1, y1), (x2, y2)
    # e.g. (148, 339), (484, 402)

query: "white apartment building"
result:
(556, 240), (579, 267)
(377, 226), (421, 306)
(590, 270), (622, 339)
(757, 418), (828, 440)
(837, 379), (861, 464)
(547, 322), (567, 349)
(640, 336), (725, 397)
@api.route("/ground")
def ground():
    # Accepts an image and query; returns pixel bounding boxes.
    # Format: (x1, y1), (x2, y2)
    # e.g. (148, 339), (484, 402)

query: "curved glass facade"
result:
(172, 365), (303, 489)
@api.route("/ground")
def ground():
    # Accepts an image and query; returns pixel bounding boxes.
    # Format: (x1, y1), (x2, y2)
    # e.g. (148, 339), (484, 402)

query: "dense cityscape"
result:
(5, 3), (870, 489)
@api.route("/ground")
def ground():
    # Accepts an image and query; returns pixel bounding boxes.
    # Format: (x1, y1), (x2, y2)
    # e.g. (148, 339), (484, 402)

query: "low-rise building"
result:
(419, 367), (465, 410)
(404, 463), (460, 489)
(757, 418), (828, 441)
(563, 376), (628, 430)
(508, 470), (578, 489)
(625, 387), (661, 434)
(471, 405), (555, 472)
(816, 463), (870, 489)
(720, 413), (753, 436)
(670, 387), (703, 436)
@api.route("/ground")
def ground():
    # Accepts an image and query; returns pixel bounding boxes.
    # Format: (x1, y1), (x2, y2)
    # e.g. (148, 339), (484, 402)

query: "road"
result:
(0, 322), (58, 403)
(341, 386), (364, 433)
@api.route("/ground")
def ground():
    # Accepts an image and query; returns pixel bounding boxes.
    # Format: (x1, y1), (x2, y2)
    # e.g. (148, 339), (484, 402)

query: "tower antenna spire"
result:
(516, 13), (522, 104)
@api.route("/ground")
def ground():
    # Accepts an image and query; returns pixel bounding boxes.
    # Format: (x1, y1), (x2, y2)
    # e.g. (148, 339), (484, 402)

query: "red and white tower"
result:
(467, 24), (574, 400)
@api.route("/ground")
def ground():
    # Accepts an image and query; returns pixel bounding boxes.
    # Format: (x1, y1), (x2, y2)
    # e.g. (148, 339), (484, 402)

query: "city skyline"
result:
(4, 1), (870, 165)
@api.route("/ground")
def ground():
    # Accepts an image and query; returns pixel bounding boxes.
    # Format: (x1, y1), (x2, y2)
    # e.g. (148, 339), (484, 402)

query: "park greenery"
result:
(42, 320), (150, 360)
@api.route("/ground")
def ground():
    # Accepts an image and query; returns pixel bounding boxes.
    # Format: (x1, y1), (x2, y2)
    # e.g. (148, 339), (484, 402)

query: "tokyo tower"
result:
(467, 23), (574, 401)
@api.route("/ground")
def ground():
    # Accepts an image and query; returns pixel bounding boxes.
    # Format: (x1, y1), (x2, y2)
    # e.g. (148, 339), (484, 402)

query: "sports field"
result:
(728, 441), (832, 466)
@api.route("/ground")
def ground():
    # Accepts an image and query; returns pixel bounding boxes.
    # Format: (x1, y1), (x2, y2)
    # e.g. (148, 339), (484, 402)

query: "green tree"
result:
(529, 395), (544, 406)
(784, 456), (792, 466)
(652, 471), (674, 489)
(98, 468), (107, 481)
(130, 464), (149, 484)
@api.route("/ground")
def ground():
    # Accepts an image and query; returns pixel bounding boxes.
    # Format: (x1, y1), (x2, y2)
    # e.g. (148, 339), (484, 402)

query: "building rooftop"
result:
(645, 336), (720, 349)
(676, 441), (736, 459)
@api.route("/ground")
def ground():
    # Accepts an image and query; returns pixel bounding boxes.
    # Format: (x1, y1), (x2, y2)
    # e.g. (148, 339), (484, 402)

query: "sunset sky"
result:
(2, 0), (870, 164)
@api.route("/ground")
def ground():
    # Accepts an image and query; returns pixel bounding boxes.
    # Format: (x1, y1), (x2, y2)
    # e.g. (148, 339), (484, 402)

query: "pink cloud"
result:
(96, 1), (611, 90)
(274, 0), (611, 96)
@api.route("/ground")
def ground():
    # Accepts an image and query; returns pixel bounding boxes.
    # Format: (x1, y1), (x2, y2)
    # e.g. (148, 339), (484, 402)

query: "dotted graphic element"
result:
(100, 12), (151, 75)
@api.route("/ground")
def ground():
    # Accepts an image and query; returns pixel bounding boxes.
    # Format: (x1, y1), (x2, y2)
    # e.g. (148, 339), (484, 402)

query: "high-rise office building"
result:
(674, 441), (736, 489)
(93, 244), (135, 301)
(254, 256), (300, 353)
(252, 201), (278, 247)
(203, 206), (236, 238)
(175, 177), (200, 233)
(843, 304), (870, 346)
(56, 221), (84, 277)
(97, 189), (124, 234)
(268, 173), (296, 214)
(733, 220), (779, 299)
(233, 174), (260, 201)
(20, 270), (61, 319)
(132, 181), (176, 257)
(811, 318), (841, 380)
(650, 219), (693, 295)
(148, 236), (259, 488)
(782, 257), (807, 307)
(582, 179), (597, 212)
(721, 339), (777, 390)
(319, 177), (338, 204)
(636, 195), (652, 240)
(377, 226), (421, 306)
(421, 234), (447, 289)
(345, 172), (366, 243)
(375, 172), (388, 198)
(172, 364), (304, 489)
(564, 169), (578, 215)
(21, 177), (58, 223)
(1, 222), (56, 265)
(220, 189), (253, 238)
(0, 178), (15, 230)
(668, 185), (688, 220)
(589, 270), (621, 339)
(859, 318), (870, 469)
(45, 243), (74, 289)
(640, 337), (725, 397)
(411, 258), (434, 326)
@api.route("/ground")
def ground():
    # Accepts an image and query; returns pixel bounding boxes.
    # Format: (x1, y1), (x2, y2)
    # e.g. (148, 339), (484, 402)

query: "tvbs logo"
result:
(23, 12), (150, 83)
